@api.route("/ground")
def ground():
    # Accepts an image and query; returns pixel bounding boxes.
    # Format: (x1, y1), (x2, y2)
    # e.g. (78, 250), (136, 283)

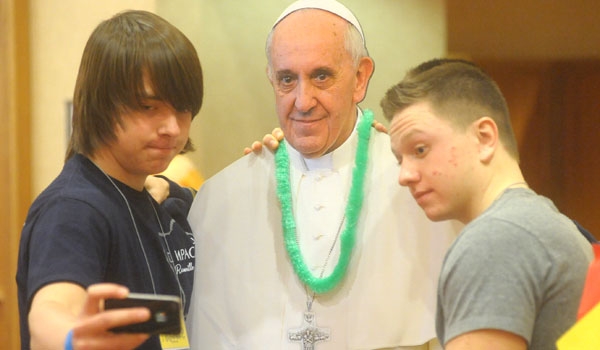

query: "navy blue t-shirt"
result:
(16, 154), (195, 349)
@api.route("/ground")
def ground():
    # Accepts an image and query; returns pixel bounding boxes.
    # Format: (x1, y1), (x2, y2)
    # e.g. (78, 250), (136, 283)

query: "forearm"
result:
(29, 300), (78, 349)
(445, 329), (527, 350)
(28, 282), (151, 350)
(28, 282), (85, 349)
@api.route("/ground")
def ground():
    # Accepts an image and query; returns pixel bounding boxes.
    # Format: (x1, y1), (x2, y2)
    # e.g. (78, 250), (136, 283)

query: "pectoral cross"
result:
(288, 312), (330, 350)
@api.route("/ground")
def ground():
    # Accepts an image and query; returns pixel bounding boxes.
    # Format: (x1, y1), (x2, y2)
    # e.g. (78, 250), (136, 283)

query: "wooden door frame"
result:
(0, 0), (31, 347)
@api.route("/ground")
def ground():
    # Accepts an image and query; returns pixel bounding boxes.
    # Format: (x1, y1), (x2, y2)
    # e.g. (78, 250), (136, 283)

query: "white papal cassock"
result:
(187, 116), (459, 349)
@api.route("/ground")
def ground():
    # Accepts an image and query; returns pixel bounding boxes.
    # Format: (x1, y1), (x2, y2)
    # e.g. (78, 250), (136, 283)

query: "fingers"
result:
(271, 128), (284, 141)
(79, 306), (151, 332)
(73, 283), (152, 350)
(371, 120), (388, 134)
(251, 141), (264, 154)
(71, 319), (150, 350)
(262, 134), (280, 151)
(244, 141), (263, 155)
(244, 128), (284, 155)
(82, 283), (129, 316)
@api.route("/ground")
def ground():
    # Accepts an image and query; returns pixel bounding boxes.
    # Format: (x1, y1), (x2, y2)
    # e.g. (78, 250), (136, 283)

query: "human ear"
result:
(266, 66), (275, 87)
(353, 57), (375, 103)
(475, 117), (499, 163)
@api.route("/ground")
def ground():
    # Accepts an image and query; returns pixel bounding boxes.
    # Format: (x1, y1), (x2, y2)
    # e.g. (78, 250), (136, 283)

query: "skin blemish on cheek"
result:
(448, 146), (459, 167)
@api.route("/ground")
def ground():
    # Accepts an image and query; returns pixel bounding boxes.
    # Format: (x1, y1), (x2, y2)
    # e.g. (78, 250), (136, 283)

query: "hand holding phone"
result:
(104, 293), (182, 335)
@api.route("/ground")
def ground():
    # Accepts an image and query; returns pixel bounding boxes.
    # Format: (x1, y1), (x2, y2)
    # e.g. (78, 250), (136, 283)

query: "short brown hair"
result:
(66, 10), (204, 160)
(381, 58), (519, 160)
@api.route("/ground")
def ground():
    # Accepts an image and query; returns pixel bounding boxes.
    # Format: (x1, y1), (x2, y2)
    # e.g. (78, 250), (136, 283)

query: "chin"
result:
(149, 160), (172, 175)
(290, 140), (327, 158)
(423, 209), (449, 222)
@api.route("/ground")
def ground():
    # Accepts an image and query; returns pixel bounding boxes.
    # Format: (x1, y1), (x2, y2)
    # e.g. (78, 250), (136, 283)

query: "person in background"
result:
(186, 0), (457, 349)
(158, 154), (204, 190)
(381, 58), (593, 350)
(146, 154), (203, 207)
(16, 10), (203, 350)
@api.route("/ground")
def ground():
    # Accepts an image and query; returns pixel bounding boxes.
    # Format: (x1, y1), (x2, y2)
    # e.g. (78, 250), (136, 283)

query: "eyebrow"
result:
(275, 69), (295, 77)
(311, 67), (334, 76)
(406, 128), (425, 137)
(400, 128), (427, 143)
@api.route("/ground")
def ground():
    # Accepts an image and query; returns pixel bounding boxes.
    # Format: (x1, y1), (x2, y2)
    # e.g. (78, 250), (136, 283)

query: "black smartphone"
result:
(104, 293), (182, 335)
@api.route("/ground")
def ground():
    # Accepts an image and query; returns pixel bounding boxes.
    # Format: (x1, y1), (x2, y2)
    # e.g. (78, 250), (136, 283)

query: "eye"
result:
(139, 97), (160, 111)
(414, 145), (428, 157)
(312, 69), (332, 84)
(276, 72), (296, 88)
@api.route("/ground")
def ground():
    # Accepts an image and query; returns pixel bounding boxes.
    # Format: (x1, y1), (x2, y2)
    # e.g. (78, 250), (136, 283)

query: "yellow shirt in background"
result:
(159, 154), (204, 191)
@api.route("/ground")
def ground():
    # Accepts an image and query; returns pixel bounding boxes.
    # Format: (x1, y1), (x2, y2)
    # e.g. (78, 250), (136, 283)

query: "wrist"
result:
(64, 329), (74, 350)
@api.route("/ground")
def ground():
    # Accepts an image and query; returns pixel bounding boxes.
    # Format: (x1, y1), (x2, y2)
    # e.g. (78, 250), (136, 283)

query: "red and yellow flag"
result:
(556, 244), (600, 349)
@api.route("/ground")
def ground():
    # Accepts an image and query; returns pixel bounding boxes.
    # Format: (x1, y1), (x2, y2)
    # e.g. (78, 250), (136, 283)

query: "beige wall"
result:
(30, 0), (446, 194)
(30, 0), (156, 195)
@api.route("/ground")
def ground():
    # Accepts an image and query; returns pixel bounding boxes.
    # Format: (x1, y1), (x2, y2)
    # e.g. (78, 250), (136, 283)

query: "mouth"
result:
(290, 112), (326, 123)
(291, 118), (325, 124)
(147, 138), (179, 149)
(149, 144), (176, 150)
(147, 144), (179, 156)
(411, 189), (432, 205)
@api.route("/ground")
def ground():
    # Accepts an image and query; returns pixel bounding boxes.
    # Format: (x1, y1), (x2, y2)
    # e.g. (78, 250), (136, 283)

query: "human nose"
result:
(294, 80), (317, 113)
(398, 161), (419, 187)
(158, 113), (181, 136)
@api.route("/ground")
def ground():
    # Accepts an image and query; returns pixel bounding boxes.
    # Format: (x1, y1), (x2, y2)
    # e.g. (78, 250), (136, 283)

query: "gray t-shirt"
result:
(436, 188), (593, 349)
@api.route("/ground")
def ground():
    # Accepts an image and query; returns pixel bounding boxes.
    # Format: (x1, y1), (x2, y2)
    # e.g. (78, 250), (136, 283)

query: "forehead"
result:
(270, 9), (349, 68)
(389, 102), (452, 143)
(391, 101), (438, 128)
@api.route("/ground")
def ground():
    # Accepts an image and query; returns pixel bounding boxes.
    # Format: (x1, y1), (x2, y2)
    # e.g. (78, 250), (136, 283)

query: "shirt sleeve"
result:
(438, 218), (551, 345)
(25, 197), (110, 305)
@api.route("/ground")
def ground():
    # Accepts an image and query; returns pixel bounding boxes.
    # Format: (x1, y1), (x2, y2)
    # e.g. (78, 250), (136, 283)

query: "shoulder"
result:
(53, 155), (116, 201)
(26, 158), (121, 227)
(476, 189), (589, 253)
(191, 149), (275, 209)
(208, 148), (275, 183)
(443, 189), (590, 280)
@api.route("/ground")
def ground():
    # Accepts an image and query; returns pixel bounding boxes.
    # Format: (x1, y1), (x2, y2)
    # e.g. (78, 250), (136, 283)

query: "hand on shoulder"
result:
(145, 175), (170, 203)
(243, 128), (284, 155)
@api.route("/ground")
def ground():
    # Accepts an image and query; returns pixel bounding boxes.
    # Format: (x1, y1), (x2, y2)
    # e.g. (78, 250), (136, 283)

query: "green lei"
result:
(274, 109), (373, 294)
